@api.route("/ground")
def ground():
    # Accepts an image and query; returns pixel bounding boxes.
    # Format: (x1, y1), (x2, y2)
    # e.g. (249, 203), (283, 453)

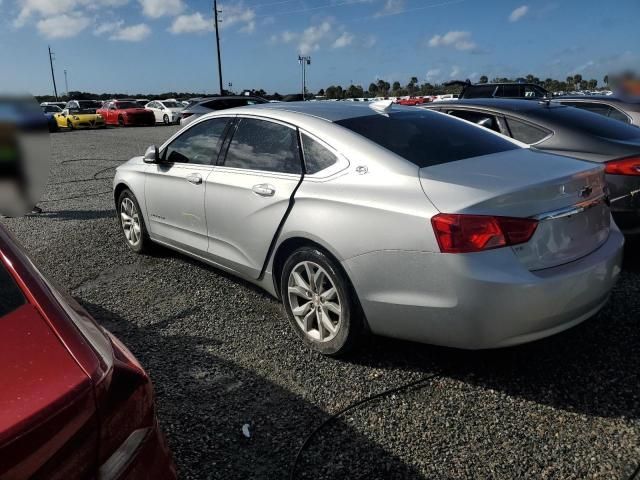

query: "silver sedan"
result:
(113, 102), (624, 355)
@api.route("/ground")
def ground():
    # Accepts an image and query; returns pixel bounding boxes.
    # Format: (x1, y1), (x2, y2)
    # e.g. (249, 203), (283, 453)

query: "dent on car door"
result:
(144, 118), (229, 254)
(205, 117), (303, 278)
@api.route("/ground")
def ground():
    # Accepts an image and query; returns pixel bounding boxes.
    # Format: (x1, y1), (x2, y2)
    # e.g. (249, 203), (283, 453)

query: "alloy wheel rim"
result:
(288, 261), (342, 342)
(120, 197), (141, 246)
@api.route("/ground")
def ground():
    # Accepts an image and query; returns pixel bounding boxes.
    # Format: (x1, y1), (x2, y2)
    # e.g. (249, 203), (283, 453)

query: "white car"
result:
(144, 100), (184, 125)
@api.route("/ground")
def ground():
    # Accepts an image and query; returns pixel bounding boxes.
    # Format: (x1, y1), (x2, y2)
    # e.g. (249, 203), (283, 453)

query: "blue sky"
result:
(1, 0), (638, 95)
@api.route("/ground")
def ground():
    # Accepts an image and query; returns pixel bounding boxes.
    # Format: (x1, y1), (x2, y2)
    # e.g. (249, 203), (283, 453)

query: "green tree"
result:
(368, 83), (377, 96)
(573, 74), (583, 90)
(317, 88), (325, 96)
(603, 75), (609, 86)
(479, 75), (488, 84)
(392, 81), (401, 92)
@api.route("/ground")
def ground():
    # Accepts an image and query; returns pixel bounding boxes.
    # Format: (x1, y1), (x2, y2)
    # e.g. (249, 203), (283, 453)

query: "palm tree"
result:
(604, 75), (609, 87)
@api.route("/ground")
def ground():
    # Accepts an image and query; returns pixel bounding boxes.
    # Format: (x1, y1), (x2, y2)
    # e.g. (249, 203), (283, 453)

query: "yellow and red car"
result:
(54, 100), (106, 130)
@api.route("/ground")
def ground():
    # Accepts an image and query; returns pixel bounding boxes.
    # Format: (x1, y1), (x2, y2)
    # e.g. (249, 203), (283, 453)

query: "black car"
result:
(552, 96), (640, 126)
(179, 96), (268, 125)
(423, 98), (640, 233)
(445, 81), (549, 100)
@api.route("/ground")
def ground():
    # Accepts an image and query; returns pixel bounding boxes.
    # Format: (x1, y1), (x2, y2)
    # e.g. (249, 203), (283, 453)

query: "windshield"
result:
(335, 110), (519, 168)
(162, 101), (182, 108)
(42, 105), (61, 113)
(0, 262), (26, 318)
(115, 102), (139, 109)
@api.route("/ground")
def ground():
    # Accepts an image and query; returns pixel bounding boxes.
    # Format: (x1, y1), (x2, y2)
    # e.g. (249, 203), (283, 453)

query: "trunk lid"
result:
(420, 149), (610, 270)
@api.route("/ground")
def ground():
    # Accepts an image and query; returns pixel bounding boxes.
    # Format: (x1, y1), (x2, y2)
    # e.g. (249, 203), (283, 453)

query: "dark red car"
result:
(395, 96), (430, 106)
(0, 225), (176, 479)
(97, 100), (156, 127)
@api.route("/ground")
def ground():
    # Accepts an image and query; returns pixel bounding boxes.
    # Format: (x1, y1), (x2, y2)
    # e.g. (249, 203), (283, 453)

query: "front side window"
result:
(505, 117), (550, 144)
(224, 118), (301, 174)
(301, 133), (338, 174)
(163, 118), (229, 165)
(0, 263), (25, 318)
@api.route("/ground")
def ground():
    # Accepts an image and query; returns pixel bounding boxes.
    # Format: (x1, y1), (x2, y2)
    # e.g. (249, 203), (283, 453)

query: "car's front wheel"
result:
(118, 116), (126, 127)
(117, 189), (150, 254)
(281, 247), (364, 356)
(67, 120), (74, 130)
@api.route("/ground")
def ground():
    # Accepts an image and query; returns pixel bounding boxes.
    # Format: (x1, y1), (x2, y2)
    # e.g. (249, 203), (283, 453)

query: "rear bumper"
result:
(344, 227), (624, 349)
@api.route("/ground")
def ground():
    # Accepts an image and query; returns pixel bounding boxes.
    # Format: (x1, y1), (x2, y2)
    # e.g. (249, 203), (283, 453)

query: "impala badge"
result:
(580, 186), (593, 198)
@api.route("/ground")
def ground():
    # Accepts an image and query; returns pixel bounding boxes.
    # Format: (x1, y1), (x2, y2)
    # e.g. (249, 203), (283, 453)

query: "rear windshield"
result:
(202, 98), (268, 110)
(115, 102), (139, 109)
(335, 111), (519, 168)
(532, 106), (640, 141)
(0, 263), (25, 317)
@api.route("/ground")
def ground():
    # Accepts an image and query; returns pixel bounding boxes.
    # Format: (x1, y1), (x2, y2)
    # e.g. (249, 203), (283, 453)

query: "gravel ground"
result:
(2, 126), (640, 479)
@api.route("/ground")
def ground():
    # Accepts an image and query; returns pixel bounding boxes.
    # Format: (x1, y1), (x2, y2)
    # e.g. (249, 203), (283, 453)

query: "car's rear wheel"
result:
(117, 189), (150, 254)
(163, 114), (170, 125)
(281, 247), (364, 356)
(118, 116), (125, 127)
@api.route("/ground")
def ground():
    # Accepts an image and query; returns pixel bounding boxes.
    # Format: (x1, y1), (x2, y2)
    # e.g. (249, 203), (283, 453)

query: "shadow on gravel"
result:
(36, 209), (115, 221)
(347, 288), (640, 422)
(82, 301), (424, 480)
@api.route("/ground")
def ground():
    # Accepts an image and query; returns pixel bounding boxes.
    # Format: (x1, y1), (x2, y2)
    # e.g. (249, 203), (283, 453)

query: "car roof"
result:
(241, 101), (414, 122)
(424, 98), (564, 113)
(554, 95), (640, 105)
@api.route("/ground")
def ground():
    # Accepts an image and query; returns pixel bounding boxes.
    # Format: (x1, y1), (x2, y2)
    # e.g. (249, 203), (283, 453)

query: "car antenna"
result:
(370, 99), (393, 114)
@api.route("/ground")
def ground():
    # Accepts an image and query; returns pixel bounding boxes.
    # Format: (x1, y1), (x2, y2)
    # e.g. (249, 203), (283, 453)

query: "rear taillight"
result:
(604, 156), (640, 176)
(431, 213), (538, 253)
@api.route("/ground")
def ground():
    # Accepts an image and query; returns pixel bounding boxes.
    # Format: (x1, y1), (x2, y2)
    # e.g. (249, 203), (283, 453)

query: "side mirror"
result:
(143, 145), (159, 164)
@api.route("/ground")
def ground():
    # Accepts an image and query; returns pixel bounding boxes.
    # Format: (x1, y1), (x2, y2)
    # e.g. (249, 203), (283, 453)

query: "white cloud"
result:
(110, 23), (151, 41)
(281, 30), (297, 43)
(425, 68), (441, 82)
(332, 32), (353, 48)
(363, 34), (376, 48)
(219, 4), (256, 33)
(169, 12), (212, 34)
(375, 0), (405, 17)
(94, 20), (124, 35)
(450, 66), (461, 78)
(428, 31), (476, 51)
(509, 5), (528, 22)
(13, 0), (129, 26)
(139, 0), (183, 18)
(298, 20), (331, 54)
(36, 13), (91, 38)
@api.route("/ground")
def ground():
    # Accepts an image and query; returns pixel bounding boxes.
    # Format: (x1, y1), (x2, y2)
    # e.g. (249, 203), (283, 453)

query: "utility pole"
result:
(213, 0), (223, 95)
(298, 55), (311, 100)
(64, 69), (69, 98)
(48, 46), (58, 101)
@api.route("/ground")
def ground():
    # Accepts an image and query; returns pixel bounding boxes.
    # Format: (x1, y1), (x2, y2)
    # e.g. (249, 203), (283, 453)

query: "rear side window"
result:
(564, 102), (612, 117)
(446, 110), (501, 132)
(224, 118), (301, 174)
(607, 107), (631, 124)
(164, 118), (228, 164)
(533, 107), (640, 141)
(301, 134), (338, 174)
(336, 111), (519, 168)
(505, 117), (550, 144)
(0, 263), (25, 317)
(463, 85), (497, 98)
(496, 85), (521, 97)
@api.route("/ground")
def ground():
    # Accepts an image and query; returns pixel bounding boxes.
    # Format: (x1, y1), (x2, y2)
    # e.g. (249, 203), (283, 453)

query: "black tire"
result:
(117, 189), (150, 254)
(118, 116), (126, 127)
(67, 120), (74, 130)
(280, 246), (364, 356)
(163, 114), (170, 125)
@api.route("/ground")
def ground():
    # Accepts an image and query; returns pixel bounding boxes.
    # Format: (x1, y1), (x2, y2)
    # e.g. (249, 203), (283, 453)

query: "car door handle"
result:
(252, 184), (275, 197)
(186, 173), (202, 185)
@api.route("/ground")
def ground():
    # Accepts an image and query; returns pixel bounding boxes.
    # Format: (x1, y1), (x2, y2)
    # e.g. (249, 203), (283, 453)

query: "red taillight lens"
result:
(431, 214), (538, 253)
(604, 156), (640, 176)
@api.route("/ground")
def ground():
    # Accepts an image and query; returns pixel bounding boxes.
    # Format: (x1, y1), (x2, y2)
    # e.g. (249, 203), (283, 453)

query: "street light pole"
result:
(298, 55), (311, 100)
(48, 46), (58, 101)
(213, 0), (223, 95)
(64, 69), (69, 97)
